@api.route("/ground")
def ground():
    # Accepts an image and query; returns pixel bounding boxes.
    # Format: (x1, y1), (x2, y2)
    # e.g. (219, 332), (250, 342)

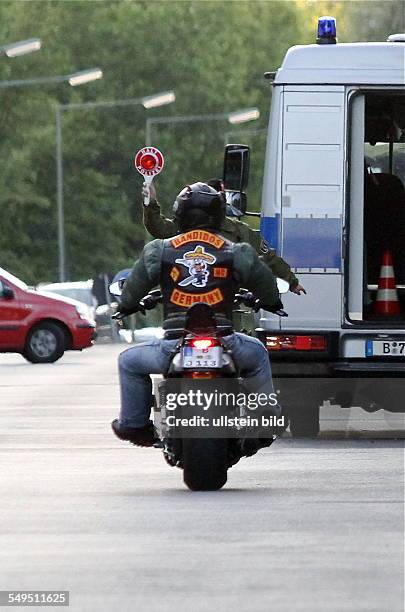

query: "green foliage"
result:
(0, 0), (400, 284)
(341, 0), (404, 42)
(296, 0), (404, 42)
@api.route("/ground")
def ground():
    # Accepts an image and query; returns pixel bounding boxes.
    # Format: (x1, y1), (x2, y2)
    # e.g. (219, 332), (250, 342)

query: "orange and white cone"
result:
(374, 250), (400, 316)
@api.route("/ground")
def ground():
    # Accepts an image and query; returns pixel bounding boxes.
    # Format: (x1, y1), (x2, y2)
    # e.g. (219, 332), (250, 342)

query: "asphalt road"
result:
(0, 343), (403, 612)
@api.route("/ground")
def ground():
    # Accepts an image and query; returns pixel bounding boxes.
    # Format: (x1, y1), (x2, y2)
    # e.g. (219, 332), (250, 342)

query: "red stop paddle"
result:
(134, 147), (165, 205)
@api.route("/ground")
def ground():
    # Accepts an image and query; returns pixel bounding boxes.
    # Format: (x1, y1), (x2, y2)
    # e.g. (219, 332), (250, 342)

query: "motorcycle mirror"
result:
(277, 278), (290, 294)
(223, 144), (250, 192)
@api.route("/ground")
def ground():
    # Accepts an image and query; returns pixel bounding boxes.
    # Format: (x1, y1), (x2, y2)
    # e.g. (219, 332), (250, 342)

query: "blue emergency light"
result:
(316, 16), (337, 45)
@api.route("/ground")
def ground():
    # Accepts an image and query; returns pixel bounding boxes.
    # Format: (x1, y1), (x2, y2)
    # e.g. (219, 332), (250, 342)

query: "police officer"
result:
(142, 180), (306, 295)
(112, 183), (283, 447)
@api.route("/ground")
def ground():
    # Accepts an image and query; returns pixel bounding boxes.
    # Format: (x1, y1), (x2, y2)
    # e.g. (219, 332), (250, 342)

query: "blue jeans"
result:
(118, 332), (278, 428)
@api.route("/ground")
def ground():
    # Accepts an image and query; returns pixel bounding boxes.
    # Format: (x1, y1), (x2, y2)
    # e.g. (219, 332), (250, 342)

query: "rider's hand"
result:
(111, 305), (140, 320)
(291, 283), (306, 295)
(142, 181), (156, 206)
(139, 294), (157, 312)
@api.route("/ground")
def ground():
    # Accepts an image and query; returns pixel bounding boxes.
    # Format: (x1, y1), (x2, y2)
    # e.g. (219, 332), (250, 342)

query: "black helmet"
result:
(173, 182), (225, 231)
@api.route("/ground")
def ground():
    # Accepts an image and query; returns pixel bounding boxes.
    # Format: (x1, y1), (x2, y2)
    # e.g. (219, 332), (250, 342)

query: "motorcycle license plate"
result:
(181, 346), (223, 369)
(366, 340), (405, 357)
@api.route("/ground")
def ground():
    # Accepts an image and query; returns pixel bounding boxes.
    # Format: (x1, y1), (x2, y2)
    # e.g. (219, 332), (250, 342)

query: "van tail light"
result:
(266, 334), (327, 352)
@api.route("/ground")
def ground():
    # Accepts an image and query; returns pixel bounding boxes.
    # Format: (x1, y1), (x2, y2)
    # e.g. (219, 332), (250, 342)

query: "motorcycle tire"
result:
(183, 438), (228, 491)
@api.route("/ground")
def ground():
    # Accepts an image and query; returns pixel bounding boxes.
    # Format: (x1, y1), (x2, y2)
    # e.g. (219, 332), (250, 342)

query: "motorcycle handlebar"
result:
(112, 289), (288, 319)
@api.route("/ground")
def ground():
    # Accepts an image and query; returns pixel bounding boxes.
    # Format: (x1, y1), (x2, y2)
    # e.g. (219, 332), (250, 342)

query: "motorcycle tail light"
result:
(187, 337), (220, 350)
(266, 334), (327, 351)
(183, 372), (220, 379)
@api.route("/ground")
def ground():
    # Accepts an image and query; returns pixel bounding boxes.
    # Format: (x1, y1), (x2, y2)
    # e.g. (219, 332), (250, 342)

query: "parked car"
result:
(37, 280), (117, 341)
(0, 268), (95, 363)
(37, 280), (97, 320)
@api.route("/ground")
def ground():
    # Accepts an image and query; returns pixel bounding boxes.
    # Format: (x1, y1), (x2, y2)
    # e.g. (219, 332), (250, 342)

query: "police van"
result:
(226, 18), (405, 435)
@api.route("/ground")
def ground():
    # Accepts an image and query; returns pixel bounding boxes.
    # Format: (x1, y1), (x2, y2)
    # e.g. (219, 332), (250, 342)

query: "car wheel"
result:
(23, 322), (65, 364)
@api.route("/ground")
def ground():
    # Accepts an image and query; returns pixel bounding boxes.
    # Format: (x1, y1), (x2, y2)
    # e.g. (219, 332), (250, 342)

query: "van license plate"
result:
(181, 346), (223, 369)
(366, 340), (405, 357)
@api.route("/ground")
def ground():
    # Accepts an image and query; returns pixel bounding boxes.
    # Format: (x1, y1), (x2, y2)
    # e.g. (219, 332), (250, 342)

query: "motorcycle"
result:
(110, 279), (287, 491)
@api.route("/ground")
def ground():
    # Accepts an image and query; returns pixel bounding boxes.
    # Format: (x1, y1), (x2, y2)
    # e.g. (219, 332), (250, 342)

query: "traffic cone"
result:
(374, 250), (401, 317)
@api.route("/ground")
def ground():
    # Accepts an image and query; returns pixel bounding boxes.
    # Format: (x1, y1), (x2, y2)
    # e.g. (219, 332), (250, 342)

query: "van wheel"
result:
(289, 405), (320, 438)
(23, 322), (65, 364)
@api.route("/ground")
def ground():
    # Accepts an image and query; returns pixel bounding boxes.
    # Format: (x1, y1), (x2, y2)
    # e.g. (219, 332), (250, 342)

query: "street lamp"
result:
(228, 107), (260, 124)
(0, 38), (42, 57)
(0, 67), (103, 89)
(142, 90), (176, 109)
(145, 107), (260, 146)
(56, 90), (176, 281)
(68, 68), (103, 87)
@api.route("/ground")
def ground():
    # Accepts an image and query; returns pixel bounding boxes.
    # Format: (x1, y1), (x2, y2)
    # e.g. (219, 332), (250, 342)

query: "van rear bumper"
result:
(272, 360), (405, 378)
(271, 361), (405, 412)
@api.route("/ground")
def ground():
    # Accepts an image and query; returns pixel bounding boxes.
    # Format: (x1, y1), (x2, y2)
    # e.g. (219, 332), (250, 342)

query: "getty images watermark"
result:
(159, 383), (286, 438)
(165, 389), (279, 412)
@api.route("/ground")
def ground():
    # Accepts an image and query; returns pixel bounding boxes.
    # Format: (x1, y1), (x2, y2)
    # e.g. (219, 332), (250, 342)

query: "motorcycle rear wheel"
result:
(183, 438), (228, 491)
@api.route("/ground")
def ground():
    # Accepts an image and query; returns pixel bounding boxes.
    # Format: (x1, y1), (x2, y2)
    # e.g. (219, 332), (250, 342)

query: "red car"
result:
(0, 267), (95, 363)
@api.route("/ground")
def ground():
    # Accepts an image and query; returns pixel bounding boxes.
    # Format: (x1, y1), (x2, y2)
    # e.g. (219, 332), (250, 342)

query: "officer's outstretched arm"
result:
(233, 242), (280, 308)
(120, 240), (163, 310)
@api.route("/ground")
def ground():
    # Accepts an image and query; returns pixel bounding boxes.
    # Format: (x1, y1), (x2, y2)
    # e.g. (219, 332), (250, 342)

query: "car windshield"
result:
(0, 267), (28, 291)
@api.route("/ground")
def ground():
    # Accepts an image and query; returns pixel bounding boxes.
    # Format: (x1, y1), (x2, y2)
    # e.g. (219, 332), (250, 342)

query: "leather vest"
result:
(161, 230), (236, 322)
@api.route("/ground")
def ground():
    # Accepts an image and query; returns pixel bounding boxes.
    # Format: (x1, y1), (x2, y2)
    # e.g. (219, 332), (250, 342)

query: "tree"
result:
(343, 0), (404, 42)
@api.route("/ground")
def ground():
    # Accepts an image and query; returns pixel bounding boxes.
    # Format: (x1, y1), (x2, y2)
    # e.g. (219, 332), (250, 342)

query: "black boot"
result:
(111, 419), (158, 447)
(240, 435), (276, 457)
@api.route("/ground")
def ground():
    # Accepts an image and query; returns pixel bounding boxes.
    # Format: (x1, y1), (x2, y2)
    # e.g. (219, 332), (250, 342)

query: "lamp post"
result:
(0, 38), (42, 57)
(145, 107), (260, 146)
(56, 90), (176, 281)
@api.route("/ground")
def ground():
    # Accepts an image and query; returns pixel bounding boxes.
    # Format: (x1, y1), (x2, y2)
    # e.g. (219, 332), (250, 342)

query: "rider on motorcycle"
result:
(112, 183), (283, 447)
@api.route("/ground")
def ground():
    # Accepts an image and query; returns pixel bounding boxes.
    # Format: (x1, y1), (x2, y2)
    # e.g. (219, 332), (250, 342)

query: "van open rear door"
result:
(347, 93), (365, 321)
(275, 88), (345, 329)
